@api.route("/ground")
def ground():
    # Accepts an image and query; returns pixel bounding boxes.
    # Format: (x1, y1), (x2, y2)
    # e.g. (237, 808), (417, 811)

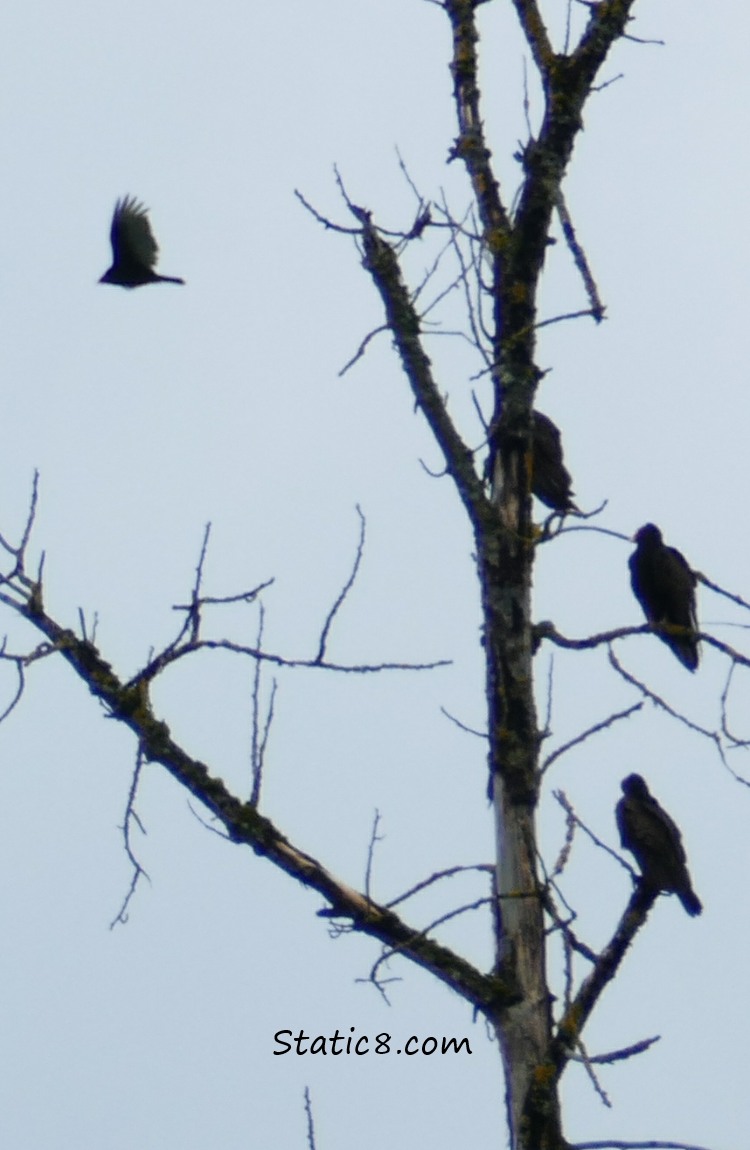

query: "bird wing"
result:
(531, 412), (576, 512)
(630, 538), (695, 629)
(110, 196), (159, 271)
(628, 549), (650, 618)
(641, 794), (687, 864)
(664, 545), (698, 630)
(619, 791), (687, 874)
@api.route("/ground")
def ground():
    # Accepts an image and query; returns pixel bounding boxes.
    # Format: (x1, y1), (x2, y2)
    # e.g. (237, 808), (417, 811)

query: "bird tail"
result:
(679, 887), (702, 916)
(155, 274), (185, 285)
(669, 638), (699, 672)
(659, 625), (699, 672)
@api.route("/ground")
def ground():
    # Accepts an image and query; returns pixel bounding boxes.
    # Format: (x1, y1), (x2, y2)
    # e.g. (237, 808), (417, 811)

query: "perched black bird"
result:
(616, 773), (702, 916)
(99, 196), (184, 288)
(531, 411), (579, 514)
(629, 523), (699, 671)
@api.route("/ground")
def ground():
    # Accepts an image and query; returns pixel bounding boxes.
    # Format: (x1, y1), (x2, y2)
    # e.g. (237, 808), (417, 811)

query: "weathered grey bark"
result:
(327, 4), (644, 1144)
(441, 3), (636, 1146)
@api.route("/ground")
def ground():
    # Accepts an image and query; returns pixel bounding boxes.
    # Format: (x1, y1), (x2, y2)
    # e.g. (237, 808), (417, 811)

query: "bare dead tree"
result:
(0, 5), (741, 1150)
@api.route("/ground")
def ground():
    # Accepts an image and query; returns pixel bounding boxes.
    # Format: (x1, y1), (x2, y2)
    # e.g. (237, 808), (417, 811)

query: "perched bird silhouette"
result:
(531, 411), (579, 514)
(485, 411), (579, 513)
(629, 523), (699, 671)
(99, 196), (184, 288)
(616, 773), (702, 916)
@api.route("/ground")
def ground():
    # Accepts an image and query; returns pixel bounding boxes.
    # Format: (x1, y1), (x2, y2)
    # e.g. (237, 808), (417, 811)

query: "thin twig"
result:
(0, 657), (27, 724)
(250, 603), (277, 806)
(386, 864), (493, 912)
(303, 1087), (317, 1150)
(439, 705), (487, 739)
(571, 1036), (660, 1065)
(535, 306), (605, 330)
(316, 507), (366, 663)
(368, 896), (493, 988)
(364, 810), (384, 904)
(572, 1141), (714, 1150)
(697, 570), (750, 613)
(110, 748), (151, 929)
(540, 702), (644, 776)
(553, 790), (635, 878)
(294, 188), (359, 234)
(576, 1038), (612, 1108)
(554, 190), (605, 322)
(607, 648), (732, 773)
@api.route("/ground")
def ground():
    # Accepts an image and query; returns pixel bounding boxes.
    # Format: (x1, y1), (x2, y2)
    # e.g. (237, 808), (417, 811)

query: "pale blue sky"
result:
(0, 3), (746, 1148)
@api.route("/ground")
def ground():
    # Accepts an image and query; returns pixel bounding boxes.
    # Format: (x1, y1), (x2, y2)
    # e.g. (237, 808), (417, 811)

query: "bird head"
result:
(621, 773), (649, 798)
(633, 523), (662, 546)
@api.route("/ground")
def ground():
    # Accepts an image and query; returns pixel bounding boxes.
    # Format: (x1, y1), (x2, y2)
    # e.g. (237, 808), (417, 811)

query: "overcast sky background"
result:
(0, 2), (746, 1148)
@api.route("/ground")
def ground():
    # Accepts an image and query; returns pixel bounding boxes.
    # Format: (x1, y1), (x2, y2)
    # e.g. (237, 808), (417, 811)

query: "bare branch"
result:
(717, 664), (750, 771)
(512, 0), (555, 75)
(439, 705), (487, 739)
(572, 1035), (660, 1066)
(438, 192), (492, 370)
(110, 748), (150, 929)
(188, 522), (212, 641)
(444, 1), (511, 240)
(572, 1141), (715, 1150)
(250, 603), (277, 806)
(0, 640), (34, 724)
(576, 1038), (612, 1108)
(316, 506), (366, 663)
(0, 586), (517, 1015)
(554, 190), (605, 322)
(623, 32), (666, 46)
(338, 324), (389, 376)
(535, 307), (606, 331)
(607, 648), (733, 774)
(697, 570), (750, 613)
(138, 636), (453, 677)
(549, 883), (659, 1078)
(294, 187), (359, 234)
(129, 524), (220, 687)
(385, 864), (493, 912)
(394, 147), (429, 214)
(537, 618), (750, 676)
(173, 581), (275, 612)
(534, 620), (655, 653)
(353, 208), (493, 533)
(364, 809), (384, 904)
(509, 0), (638, 365)
(591, 72), (625, 93)
(303, 1087), (317, 1150)
(367, 895), (493, 990)
(0, 471), (41, 596)
(16, 469), (40, 576)
(540, 702), (644, 776)
(553, 790), (635, 879)
(545, 901), (598, 966)
(548, 800), (575, 882)
(540, 853), (599, 965)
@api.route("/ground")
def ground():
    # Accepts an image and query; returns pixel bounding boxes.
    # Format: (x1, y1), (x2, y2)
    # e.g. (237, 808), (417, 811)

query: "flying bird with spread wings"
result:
(616, 773), (702, 917)
(629, 523), (699, 671)
(99, 196), (184, 288)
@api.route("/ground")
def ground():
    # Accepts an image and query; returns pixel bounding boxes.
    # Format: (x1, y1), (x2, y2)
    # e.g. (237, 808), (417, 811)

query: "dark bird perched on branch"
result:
(99, 196), (185, 288)
(629, 523), (699, 671)
(485, 411), (579, 514)
(616, 773), (702, 917)
(530, 411), (579, 514)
